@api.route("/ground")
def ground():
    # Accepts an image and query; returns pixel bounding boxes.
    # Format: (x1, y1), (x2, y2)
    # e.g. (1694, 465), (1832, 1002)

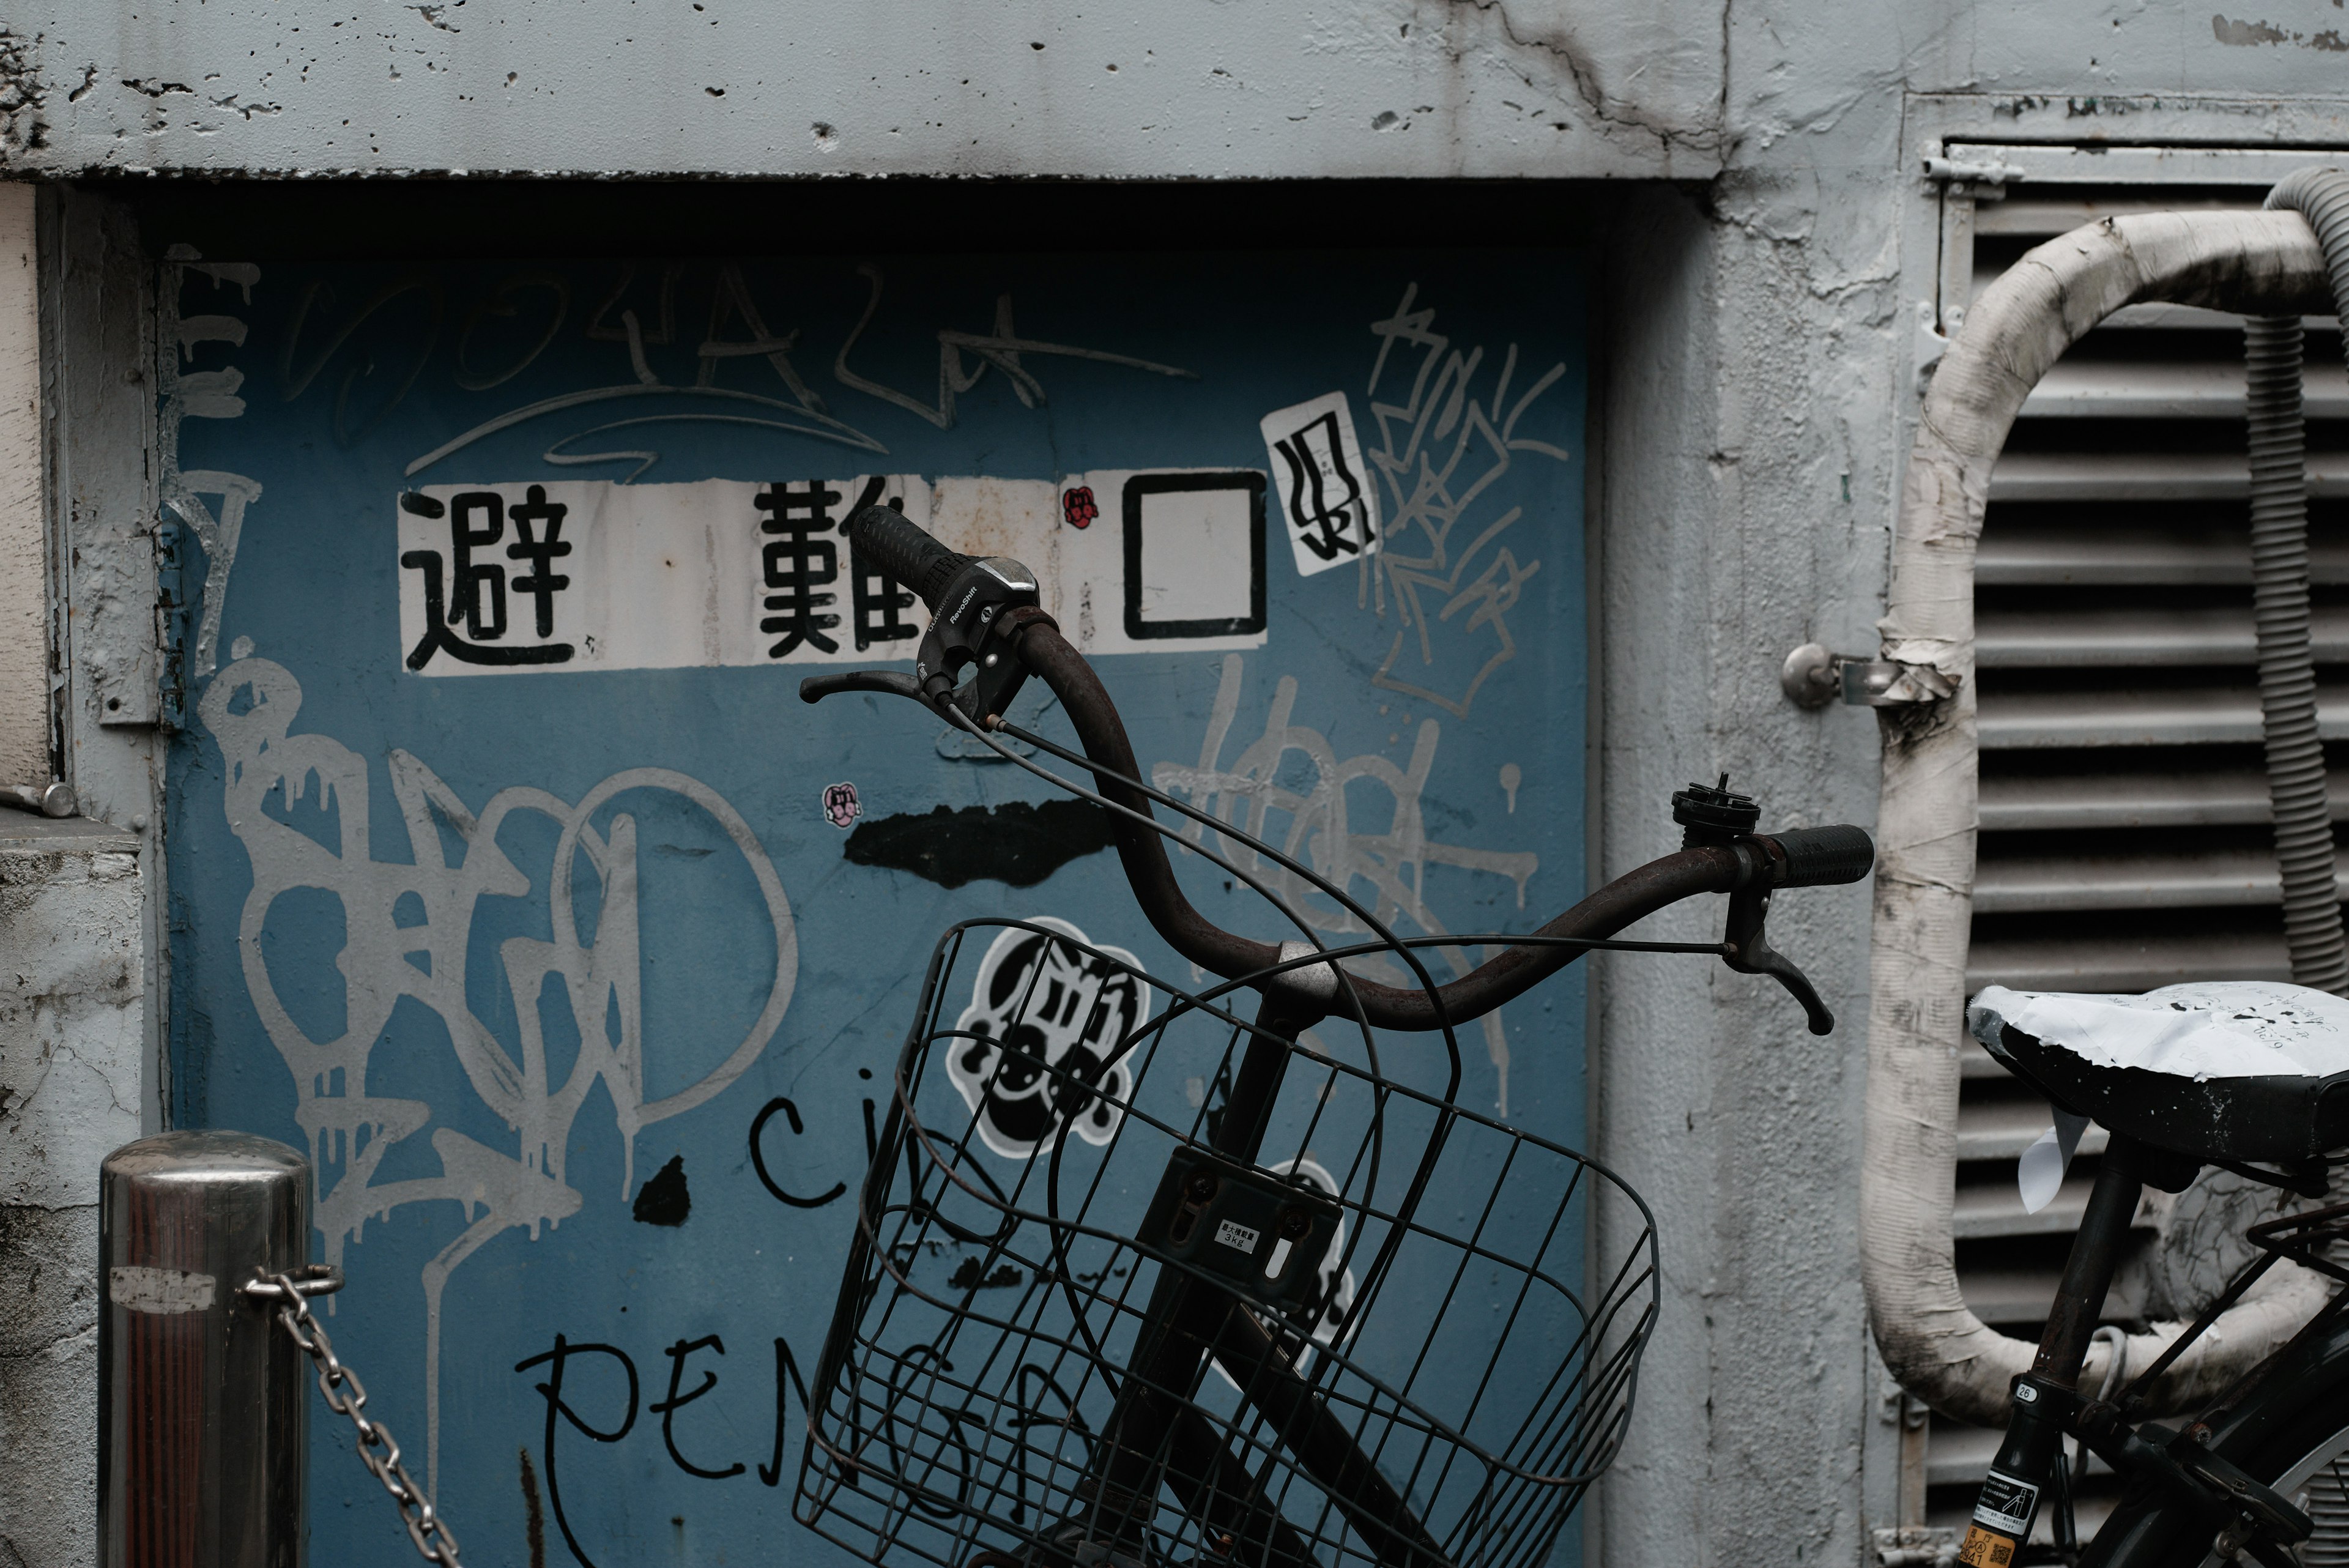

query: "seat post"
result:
(2033, 1133), (2148, 1384)
(1953, 1135), (2153, 1562)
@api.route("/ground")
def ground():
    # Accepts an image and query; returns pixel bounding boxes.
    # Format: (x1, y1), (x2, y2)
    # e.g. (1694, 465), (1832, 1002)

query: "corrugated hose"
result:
(2249, 167), (2349, 995)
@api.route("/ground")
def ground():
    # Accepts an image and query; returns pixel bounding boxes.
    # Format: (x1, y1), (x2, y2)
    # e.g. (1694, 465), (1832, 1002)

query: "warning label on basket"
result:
(1214, 1219), (1262, 1255)
(1970, 1470), (2039, 1537)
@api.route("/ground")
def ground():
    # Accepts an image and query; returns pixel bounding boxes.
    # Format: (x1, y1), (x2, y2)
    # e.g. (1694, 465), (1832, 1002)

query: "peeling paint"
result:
(0, 31), (46, 159)
(2213, 13), (2349, 48)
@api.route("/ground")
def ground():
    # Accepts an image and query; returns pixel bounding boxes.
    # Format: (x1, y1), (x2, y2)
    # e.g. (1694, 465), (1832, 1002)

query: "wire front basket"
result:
(795, 917), (1660, 1568)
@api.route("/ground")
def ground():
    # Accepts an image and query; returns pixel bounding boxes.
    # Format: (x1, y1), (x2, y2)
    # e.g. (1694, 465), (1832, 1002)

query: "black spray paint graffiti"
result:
(747, 1096), (848, 1209)
(513, 1337), (637, 1568)
(630, 1156), (691, 1227)
(513, 1332), (814, 1568)
(948, 918), (1149, 1161)
(841, 799), (1118, 890)
(745, 1069), (884, 1213)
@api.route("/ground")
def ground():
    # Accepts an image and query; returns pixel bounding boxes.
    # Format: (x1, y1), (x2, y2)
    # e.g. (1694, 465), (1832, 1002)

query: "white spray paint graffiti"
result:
(198, 658), (797, 1495)
(407, 261), (1199, 481)
(1151, 655), (1537, 1113)
(1361, 283), (1573, 718)
(159, 248), (265, 681)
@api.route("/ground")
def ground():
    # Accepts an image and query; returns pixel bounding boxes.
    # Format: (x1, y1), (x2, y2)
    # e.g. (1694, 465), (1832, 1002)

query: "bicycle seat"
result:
(1966, 981), (2349, 1164)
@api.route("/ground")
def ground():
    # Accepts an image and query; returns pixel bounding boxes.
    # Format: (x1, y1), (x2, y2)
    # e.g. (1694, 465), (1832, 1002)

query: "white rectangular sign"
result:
(395, 469), (1269, 675)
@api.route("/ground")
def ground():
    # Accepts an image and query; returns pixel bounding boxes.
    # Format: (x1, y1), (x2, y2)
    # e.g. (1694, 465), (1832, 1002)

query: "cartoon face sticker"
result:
(1061, 486), (1100, 530)
(1218, 1155), (1359, 1387)
(949, 917), (1151, 1160)
(822, 781), (863, 829)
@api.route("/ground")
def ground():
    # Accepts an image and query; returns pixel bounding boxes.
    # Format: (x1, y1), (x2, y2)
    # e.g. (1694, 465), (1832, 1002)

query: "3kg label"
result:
(1214, 1219), (1262, 1255)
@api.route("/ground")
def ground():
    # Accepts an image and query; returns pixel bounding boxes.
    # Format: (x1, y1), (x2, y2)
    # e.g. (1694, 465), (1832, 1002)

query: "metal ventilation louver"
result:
(1929, 143), (2348, 1541)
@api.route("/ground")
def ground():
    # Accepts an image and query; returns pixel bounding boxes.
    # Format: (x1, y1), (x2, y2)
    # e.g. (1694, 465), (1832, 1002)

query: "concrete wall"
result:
(8, 2), (2349, 186)
(0, 184), (45, 790)
(9, 3), (2349, 1566)
(1, 1), (1727, 180)
(0, 816), (140, 1568)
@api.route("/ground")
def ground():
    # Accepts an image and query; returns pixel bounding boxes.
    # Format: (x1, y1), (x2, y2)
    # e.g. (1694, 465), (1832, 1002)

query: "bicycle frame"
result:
(1077, 988), (1449, 1568)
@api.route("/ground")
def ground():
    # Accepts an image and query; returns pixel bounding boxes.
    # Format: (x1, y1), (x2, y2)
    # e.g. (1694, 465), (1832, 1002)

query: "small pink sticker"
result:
(822, 781), (863, 829)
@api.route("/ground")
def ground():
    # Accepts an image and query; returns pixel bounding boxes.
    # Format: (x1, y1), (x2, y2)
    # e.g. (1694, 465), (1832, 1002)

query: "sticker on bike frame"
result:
(1971, 1470), (2039, 1536)
(1957, 1526), (2017, 1567)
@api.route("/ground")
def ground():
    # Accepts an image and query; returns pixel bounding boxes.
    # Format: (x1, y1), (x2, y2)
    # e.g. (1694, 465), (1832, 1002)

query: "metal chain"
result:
(246, 1269), (464, 1567)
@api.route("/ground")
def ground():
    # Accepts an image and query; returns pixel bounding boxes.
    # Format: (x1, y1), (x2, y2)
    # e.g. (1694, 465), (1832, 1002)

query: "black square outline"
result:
(1120, 471), (1267, 641)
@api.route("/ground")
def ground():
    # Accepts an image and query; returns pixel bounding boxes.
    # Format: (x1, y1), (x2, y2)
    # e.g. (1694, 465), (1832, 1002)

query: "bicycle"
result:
(1951, 989), (2349, 1568)
(782, 501), (1874, 1568)
(784, 504), (2349, 1568)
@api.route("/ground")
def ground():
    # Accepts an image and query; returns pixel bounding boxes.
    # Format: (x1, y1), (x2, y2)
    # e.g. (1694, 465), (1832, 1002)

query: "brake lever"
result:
(797, 659), (1032, 734)
(1721, 880), (1835, 1036)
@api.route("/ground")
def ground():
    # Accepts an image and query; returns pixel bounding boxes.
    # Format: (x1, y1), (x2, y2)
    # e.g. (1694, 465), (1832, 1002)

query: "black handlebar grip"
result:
(842, 503), (972, 613)
(1766, 825), (1875, 888)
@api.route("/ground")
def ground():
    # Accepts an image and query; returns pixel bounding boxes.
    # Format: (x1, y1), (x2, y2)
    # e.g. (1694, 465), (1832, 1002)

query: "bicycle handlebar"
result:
(1769, 824), (1877, 888)
(822, 504), (1875, 1035)
(842, 504), (973, 613)
(1016, 623), (1824, 1030)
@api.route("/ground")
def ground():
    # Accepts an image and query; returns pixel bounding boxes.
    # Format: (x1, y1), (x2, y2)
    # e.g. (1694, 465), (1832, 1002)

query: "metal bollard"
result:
(100, 1130), (312, 1568)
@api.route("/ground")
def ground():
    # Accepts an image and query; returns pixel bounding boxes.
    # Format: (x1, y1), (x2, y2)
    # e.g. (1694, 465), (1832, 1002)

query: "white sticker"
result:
(949, 918), (1152, 1161)
(109, 1265), (217, 1315)
(1259, 391), (1381, 578)
(1971, 1470), (2039, 1536)
(1066, 469), (1266, 645)
(1214, 1217), (1263, 1255)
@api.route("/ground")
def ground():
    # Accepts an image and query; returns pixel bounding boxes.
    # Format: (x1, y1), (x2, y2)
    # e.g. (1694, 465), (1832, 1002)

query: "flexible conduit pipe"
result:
(2255, 168), (2349, 994)
(1865, 210), (2338, 1425)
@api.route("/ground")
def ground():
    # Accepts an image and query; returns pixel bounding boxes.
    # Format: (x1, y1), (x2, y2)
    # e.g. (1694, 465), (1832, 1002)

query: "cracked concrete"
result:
(0, 0), (1726, 179)
(4, 0), (2344, 182)
(0, 30), (44, 162)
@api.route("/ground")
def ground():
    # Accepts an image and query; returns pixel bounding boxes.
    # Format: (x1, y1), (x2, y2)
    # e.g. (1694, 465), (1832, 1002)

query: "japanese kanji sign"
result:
(395, 470), (1269, 674)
